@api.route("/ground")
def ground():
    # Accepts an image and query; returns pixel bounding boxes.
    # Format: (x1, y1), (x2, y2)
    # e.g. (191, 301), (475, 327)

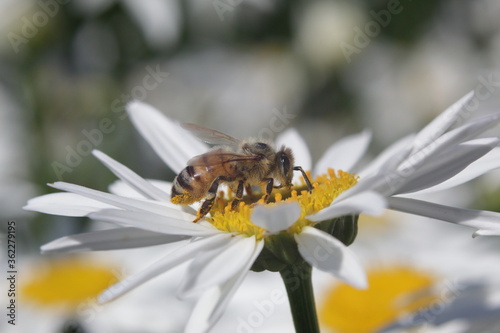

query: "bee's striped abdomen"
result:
(171, 165), (208, 205)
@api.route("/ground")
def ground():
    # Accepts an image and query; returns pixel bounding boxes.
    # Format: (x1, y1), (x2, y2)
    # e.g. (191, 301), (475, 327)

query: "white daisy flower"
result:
(24, 102), (365, 332)
(24, 91), (500, 332)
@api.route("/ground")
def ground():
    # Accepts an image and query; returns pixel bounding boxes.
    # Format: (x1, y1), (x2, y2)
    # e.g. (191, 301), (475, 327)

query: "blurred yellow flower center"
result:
(210, 169), (357, 239)
(319, 266), (438, 333)
(21, 258), (118, 310)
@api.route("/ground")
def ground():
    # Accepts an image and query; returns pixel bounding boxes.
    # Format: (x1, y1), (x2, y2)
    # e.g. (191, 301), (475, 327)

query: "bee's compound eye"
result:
(280, 153), (291, 175)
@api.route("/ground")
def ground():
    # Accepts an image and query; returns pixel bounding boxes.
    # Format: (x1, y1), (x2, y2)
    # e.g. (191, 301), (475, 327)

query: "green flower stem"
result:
(279, 262), (320, 333)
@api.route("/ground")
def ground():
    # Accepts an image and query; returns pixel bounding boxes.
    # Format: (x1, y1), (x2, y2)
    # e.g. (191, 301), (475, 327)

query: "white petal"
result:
(275, 128), (312, 184)
(358, 134), (415, 179)
(127, 100), (208, 174)
(23, 192), (112, 216)
(251, 202), (301, 234)
(396, 137), (499, 194)
(108, 179), (198, 216)
(409, 147), (500, 194)
(179, 236), (256, 298)
(92, 150), (169, 201)
(99, 234), (230, 303)
(307, 191), (386, 222)
(473, 229), (500, 237)
(314, 130), (371, 176)
(411, 91), (474, 154)
(109, 179), (172, 198)
(369, 137), (497, 197)
(185, 240), (264, 332)
(295, 227), (367, 289)
(185, 287), (220, 333)
(387, 197), (500, 237)
(398, 113), (500, 175)
(89, 209), (219, 236)
(50, 181), (194, 221)
(429, 112), (500, 153)
(41, 228), (188, 253)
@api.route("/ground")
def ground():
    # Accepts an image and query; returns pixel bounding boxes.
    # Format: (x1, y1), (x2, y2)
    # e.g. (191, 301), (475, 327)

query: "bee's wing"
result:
(182, 123), (241, 146)
(187, 150), (260, 166)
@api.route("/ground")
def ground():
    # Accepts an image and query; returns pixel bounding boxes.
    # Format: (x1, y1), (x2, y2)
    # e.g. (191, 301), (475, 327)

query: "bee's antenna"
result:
(293, 166), (313, 192)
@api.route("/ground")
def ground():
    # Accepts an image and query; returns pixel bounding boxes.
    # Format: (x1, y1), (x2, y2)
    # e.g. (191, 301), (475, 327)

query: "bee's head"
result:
(275, 146), (295, 187)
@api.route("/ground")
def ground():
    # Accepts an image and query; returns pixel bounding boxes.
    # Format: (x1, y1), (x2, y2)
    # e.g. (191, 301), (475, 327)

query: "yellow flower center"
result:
(20, 258), (118, 310)
(210, 169), (358, 240)
(319, 266), (439, 333)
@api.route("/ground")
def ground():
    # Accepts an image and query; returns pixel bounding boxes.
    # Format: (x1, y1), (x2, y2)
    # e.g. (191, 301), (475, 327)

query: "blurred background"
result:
(1, 0), (500, 332)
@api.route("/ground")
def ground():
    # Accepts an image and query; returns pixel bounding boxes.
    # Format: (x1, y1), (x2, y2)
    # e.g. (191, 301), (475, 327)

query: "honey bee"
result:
(171, 123), (312, 222)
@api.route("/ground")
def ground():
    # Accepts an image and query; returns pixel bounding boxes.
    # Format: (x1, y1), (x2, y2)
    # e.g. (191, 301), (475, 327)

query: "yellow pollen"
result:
(210, 169), (358, 239)
(20, 258), (118, 310)
(211, 202), (266, 239)
(170, 194), (192, 205)
(319, 266), (438, 333)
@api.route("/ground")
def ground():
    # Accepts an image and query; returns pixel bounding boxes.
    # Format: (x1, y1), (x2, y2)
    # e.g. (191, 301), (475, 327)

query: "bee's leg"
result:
(244, 183), (253, 197)
(293, 166), (313, 192)
(262, 178), (274, 202)
(193, 176), (235, 222)
(231, 180), (245, 210)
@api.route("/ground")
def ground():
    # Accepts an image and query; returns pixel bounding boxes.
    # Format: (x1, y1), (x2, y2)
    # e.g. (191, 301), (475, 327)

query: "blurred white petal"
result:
(93, 150), (169, 201)
(179, 236), (258, 298)
(295, 227), (367, 289)
(186, 240), (264, 332)
(122, 0), (180, 49)
(99, 234), (231, 303)
(314, 130), (371, 176)
(41, 227), (188, 253)
(127, 100), (208, 174)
